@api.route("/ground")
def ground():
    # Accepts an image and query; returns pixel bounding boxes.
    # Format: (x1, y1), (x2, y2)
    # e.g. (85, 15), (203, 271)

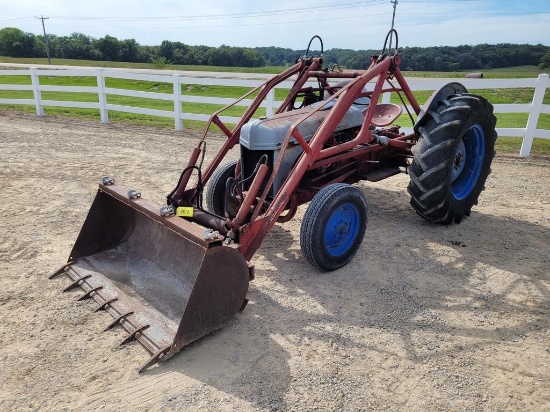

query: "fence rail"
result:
(0, 66), (548, 156)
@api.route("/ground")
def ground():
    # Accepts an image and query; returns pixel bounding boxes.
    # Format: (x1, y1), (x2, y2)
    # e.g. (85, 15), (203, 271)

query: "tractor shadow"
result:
(146, 183), (549, 409)
(252, 183), (549, 360)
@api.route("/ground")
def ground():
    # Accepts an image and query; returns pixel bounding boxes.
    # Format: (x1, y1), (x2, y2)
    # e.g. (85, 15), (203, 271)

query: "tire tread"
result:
(408, 93), (497, 224)
(300, 183), (368, 271)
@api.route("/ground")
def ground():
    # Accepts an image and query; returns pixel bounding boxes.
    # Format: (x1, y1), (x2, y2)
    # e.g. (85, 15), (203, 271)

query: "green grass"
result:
(0, 56), (285, 74)
(480, 65), (549, 78)
(404, 65), (549, 79)
(495, 136), (550, 155)
(1, 64), (549, 155)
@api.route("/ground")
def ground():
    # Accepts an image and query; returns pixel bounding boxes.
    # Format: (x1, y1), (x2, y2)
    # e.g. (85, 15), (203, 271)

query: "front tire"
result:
(300, 183), (368, 271)
(408, 93), (497, 224)
(206, 159), (239, 217)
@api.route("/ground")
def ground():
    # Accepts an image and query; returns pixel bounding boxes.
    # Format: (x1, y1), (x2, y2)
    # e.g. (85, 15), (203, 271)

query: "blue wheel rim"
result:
(324, 203), (360, 257)
(451, 124), (486, 201)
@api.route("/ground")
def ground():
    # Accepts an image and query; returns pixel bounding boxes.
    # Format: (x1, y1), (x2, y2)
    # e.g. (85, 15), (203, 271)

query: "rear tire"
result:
(300, 183), (368, 271)
(408, 93), (497, 224)
(206, 159), (239, 217)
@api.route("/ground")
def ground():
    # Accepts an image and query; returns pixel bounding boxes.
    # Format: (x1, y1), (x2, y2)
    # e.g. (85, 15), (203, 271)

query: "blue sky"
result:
(1, 0), (549, 49)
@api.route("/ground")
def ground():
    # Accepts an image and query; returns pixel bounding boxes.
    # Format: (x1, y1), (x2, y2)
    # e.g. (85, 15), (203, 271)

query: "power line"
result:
(48, 0), (388, 21)
(45, 0), (481, 22)
(0, 17), (35, 23)
(46, 12), (393, 31)
(35, 15), (51, 64)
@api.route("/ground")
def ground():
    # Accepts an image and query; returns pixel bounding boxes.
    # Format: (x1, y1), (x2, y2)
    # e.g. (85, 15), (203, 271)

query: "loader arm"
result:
(169, 58), (323, 208)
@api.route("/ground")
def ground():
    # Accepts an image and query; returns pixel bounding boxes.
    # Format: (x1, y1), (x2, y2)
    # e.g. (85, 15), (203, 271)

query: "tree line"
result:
(1, 27), (549, 71)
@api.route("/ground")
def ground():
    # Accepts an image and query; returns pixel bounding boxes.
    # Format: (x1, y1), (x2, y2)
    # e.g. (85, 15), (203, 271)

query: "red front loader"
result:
(51, 31), (497, 371)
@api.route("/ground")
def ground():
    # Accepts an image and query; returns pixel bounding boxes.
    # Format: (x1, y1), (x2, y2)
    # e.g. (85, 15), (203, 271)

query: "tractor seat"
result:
(370, 103), (402, 127)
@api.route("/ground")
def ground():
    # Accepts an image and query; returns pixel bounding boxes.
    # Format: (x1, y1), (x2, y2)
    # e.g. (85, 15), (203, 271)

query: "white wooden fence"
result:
(0, 66), (548, 156)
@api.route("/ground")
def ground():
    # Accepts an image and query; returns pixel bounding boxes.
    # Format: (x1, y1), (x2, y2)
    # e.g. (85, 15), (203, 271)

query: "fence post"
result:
(382, 92), (391, 104)
(520, 73), (549, 157)
(173, 74), (183, 131)
(30, 67), (44, 117)
(96, 68), (108, 123)
(265, 89), (275, 116)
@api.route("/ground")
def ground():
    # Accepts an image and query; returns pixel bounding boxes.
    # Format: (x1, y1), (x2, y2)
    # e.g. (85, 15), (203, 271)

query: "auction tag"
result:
(176, 207), (194, 217)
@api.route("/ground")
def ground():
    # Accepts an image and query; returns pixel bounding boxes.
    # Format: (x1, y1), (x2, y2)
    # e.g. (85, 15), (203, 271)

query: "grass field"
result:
(1, 60), (549, 155)
(2, 56), (549, 77)
(0, 56), (284, 74)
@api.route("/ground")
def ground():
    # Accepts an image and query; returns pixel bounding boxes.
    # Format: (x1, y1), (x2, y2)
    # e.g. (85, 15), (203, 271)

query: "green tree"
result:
(63, 33), (93, 59)
(0, 27), (37, 57)
(96, 35), (120, 61)
(185, 46), (209, 65)
(539, 52), (550, 69)
(120, 38), (139, 62)
(458, 52), (482, 70)
(159, 40), (175, 61)
(448, 62), (460, 71)
(207, 45), (233, 66)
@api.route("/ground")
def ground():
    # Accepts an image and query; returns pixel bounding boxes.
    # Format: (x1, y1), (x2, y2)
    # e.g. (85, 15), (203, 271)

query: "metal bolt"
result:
(203, 229), (220, 240)
(158, 205), (175, 217)
(127, 189), (141, 199)
(101, 176), (115, 185)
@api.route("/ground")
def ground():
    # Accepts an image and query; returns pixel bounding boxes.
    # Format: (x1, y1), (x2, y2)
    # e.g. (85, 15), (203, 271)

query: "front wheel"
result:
(408, 93), (497, 224)
(300, 183), (368, 271)
(206, 159), (240, 217)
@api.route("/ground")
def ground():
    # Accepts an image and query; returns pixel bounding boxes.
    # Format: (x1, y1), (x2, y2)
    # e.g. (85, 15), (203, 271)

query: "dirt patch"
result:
(0, 112), (549, 411)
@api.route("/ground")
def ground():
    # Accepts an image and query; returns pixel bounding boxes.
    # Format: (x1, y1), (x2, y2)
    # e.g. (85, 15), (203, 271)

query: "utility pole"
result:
(389, 0), (398, 50)
(36, 16), (51, 64)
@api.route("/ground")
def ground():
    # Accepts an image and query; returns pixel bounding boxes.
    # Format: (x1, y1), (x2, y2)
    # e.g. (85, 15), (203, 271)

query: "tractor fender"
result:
(414, 82), (468, 133)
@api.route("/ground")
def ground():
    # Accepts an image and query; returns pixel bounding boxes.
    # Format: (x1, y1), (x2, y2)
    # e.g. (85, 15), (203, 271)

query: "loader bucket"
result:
(51, 183), (250, 372)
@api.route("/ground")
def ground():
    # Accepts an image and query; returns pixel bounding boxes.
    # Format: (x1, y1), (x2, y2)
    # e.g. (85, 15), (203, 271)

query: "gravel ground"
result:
(0, 112), (549, 411)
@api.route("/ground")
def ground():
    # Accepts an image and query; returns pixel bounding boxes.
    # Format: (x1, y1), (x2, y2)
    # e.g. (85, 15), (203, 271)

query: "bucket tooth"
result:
(93, 298), (119, 313)
(120, 325), (150, 346)
(104, 312), (134, 331)
(49, 261), (75, 279)
(62, 275), (92, 292)
(77, 286), (103, 301)
(138, 346), (172, 374)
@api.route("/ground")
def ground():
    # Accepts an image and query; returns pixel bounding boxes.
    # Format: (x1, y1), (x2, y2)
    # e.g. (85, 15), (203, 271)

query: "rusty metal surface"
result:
(52, 183), (250, 372)
(370, 103), (403, 127)
(62, 261), (176, 356)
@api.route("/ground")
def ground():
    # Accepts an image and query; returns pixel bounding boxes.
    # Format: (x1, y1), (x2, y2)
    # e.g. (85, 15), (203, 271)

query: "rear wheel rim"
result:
(324, 203), (360, 257)
(451, 124), (486, 201)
